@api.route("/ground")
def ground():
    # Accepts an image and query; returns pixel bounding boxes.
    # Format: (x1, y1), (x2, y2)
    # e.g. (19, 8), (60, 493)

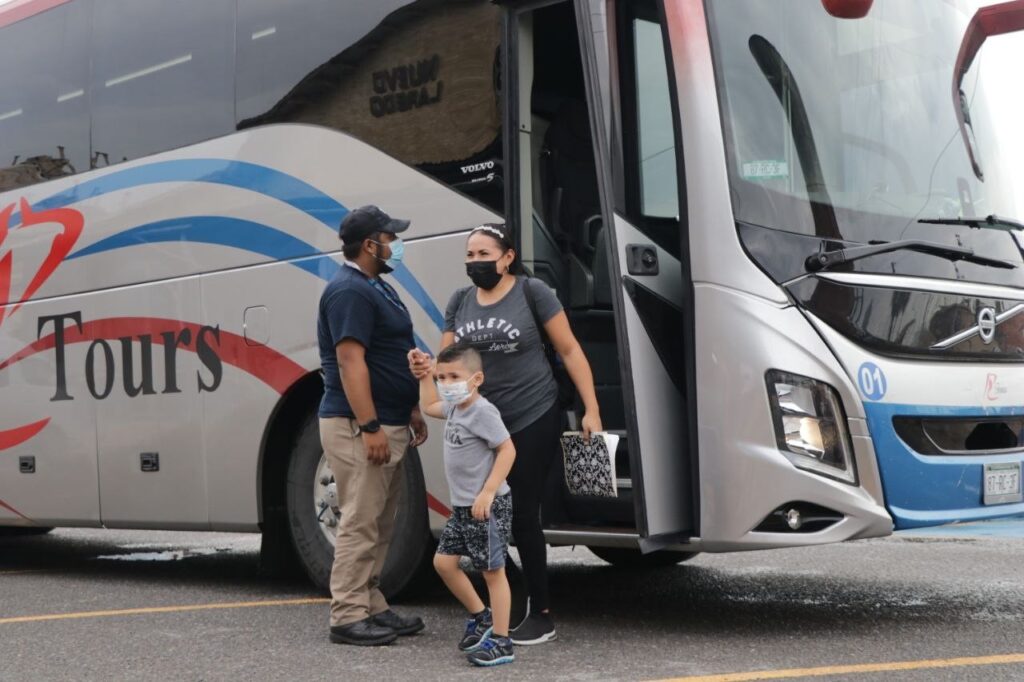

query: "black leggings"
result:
(507, 402), (561, 614)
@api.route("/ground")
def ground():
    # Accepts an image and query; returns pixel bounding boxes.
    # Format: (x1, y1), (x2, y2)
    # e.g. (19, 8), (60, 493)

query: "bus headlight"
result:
(766, 371), (857, 484)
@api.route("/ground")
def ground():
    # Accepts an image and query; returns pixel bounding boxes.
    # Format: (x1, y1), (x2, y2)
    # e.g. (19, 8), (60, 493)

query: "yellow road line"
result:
(0, 569), (50, 576)
(659, 653), (1024, 681)
(0, 597), (329, 625)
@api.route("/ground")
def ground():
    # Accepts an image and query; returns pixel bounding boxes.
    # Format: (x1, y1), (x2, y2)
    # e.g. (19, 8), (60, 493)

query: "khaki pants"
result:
(320, 417), (410, 627)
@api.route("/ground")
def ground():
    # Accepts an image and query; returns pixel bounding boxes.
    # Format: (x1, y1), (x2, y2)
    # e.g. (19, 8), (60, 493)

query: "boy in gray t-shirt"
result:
(414, 343), (516, 667)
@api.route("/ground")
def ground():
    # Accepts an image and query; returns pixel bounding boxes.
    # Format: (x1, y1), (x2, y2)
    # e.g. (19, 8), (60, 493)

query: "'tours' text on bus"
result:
(38, 312), (224, 402)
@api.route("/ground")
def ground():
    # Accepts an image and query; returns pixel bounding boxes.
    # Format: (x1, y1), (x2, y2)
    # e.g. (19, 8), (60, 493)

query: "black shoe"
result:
(329, 616), (398, 646)
(371, 609), (425, 636)
(458, 608), (493, 652)
(467, 636), (515, 667)
(510, 613), (557, 645)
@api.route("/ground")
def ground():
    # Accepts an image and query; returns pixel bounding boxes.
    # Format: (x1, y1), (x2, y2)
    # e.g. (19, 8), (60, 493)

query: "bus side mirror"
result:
(952, 0), (1024, 180)
(821, 0), (873, 19)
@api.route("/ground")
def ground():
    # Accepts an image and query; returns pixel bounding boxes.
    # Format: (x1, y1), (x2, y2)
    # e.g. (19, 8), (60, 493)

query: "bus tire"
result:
(0, 526), (54, 537)
(587, 546), (697, 568)
(284, 416), (432, 599)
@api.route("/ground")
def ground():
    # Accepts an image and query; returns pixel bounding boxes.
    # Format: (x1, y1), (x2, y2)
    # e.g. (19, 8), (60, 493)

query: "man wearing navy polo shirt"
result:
(318, 205), (428, 646)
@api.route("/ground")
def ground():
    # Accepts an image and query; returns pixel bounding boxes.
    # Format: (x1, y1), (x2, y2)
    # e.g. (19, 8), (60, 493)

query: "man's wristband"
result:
(358, 419), (381, 434)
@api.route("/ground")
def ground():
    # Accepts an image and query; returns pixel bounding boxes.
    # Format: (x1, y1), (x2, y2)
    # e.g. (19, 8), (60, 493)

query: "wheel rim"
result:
(313, 453), (340, 546)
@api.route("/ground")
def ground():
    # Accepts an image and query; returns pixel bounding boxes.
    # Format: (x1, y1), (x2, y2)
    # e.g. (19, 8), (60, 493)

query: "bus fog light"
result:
(767, 370), (857, 484)
(754, 502), (844, 533)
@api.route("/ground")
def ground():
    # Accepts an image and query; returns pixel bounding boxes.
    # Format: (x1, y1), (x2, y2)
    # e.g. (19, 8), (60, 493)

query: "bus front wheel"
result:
(284, 416), (433, 598)
(587, 546), (697, 568)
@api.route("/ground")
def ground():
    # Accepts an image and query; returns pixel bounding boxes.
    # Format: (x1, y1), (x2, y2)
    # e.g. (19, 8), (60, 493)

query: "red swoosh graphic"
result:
(0, 316), (306, 394)
(427, 494), (451, 518)
(0, 203), (13, 323)
(0, 199), (84, 328)
(0, 318), (445, 522)
(0, 418), (50, 451)
(0, 251), (11, 321)
(0, 498), (30, 520)
(0, 318), (306, 523)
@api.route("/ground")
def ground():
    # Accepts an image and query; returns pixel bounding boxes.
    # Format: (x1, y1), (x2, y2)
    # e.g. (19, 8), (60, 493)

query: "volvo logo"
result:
(931, 303), (1024, 350)
(977, 307), (997, 344)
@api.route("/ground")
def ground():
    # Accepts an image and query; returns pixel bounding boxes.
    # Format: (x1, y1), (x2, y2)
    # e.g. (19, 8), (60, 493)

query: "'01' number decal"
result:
(857, 362), (887, 401)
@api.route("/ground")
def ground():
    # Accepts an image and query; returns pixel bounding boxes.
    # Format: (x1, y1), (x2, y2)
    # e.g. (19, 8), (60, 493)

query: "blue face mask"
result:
(437, 380), (473, 405)
(372, 238), (404, 272)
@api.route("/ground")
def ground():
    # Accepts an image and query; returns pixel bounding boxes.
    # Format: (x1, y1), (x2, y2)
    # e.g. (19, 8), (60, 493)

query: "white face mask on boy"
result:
(437, 380), (474, 405)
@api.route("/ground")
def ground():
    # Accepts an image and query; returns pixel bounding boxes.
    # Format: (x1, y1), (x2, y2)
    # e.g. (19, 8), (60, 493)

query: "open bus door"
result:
(573, 0), (696, 547)
(503, 0), (695, 549)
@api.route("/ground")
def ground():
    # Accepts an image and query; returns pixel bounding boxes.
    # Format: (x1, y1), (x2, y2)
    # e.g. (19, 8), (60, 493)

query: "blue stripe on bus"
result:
(19, 157), (447, 336)
(390, 264), (446, 331)
(12, 159), (348, 231)
(67, 216), (433, 351)
(863, 401), (1024, 529)
(68, 216), (328, 277)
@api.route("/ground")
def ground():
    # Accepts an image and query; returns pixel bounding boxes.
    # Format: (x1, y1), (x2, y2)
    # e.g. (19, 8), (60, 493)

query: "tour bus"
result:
(3, 0), (1024, 596)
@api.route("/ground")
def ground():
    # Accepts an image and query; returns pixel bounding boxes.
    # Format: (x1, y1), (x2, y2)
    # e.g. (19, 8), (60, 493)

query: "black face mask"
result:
(466, 260), (503, 290)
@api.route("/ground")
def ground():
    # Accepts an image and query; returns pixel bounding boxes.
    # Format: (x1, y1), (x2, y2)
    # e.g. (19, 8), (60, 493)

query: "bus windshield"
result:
(705, 0), (1024, 283)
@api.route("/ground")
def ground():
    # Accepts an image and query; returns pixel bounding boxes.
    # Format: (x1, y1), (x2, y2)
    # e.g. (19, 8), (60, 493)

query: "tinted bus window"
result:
(237, 0), (504, 213)
(0, 0), (91, 191)
(634, 19), (679, 220)
(236, 0), (408, 123)
(618, 0), (681, 257)
(90, 0), (234, 168)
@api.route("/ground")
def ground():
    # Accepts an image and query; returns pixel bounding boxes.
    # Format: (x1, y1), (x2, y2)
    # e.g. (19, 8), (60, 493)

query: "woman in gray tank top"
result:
(411, 223), (602, 646)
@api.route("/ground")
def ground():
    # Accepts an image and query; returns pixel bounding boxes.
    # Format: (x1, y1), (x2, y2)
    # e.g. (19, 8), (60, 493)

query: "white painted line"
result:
(105, 53), (192, 88)
(0, 108), (22, 121)
(57, 89), (84, 103)
(251, 26), (276, 40)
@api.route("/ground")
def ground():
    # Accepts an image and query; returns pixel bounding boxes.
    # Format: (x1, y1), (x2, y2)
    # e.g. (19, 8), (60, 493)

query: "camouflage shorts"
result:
(436, 493), (512, 571)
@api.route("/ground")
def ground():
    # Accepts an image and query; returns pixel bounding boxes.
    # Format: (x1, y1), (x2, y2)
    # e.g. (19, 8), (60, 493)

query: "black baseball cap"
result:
(339, 205), (411, 244)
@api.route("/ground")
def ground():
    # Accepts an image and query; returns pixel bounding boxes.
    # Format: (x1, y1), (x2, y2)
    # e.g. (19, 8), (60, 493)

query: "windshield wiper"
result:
(918, 214), (1024, 232)
(805, 239), (1016, 273)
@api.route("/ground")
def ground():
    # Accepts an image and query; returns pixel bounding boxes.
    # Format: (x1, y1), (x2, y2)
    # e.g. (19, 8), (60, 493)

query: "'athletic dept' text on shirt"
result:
(454, 317), (522, 354)
(444, 278), (561, 433)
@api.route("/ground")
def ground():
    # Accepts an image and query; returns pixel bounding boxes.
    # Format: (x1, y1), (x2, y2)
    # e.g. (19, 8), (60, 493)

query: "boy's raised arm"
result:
(418, 368), (445, 419)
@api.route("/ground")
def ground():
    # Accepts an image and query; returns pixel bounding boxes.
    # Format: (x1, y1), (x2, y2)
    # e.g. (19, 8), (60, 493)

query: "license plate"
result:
(984, 462), (1022, 505)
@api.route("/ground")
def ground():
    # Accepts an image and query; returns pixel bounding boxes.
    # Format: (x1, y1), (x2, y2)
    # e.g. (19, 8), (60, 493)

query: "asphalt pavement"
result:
(3, 520), (1024, 681)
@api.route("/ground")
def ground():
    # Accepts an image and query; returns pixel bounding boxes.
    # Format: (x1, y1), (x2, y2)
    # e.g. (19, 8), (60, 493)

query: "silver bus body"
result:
(2, 0), (1023, 587)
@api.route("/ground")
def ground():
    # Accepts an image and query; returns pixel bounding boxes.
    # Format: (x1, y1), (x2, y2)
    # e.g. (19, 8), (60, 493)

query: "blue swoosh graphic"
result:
(68, 215), (432, 350)
(26, 157), (445, 335)
(68, 216), (333, 279)
(12, 159), (347, 231)
(391, 264), (446, 330)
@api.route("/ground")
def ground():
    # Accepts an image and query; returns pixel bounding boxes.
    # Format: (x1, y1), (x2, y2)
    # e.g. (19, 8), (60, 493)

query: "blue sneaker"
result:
(458, 608), (493, 652)
(467, 636), (515, 667)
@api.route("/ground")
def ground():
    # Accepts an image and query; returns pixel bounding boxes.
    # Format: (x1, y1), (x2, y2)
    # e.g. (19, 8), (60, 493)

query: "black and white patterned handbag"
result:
(560, 432), (620, 498)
